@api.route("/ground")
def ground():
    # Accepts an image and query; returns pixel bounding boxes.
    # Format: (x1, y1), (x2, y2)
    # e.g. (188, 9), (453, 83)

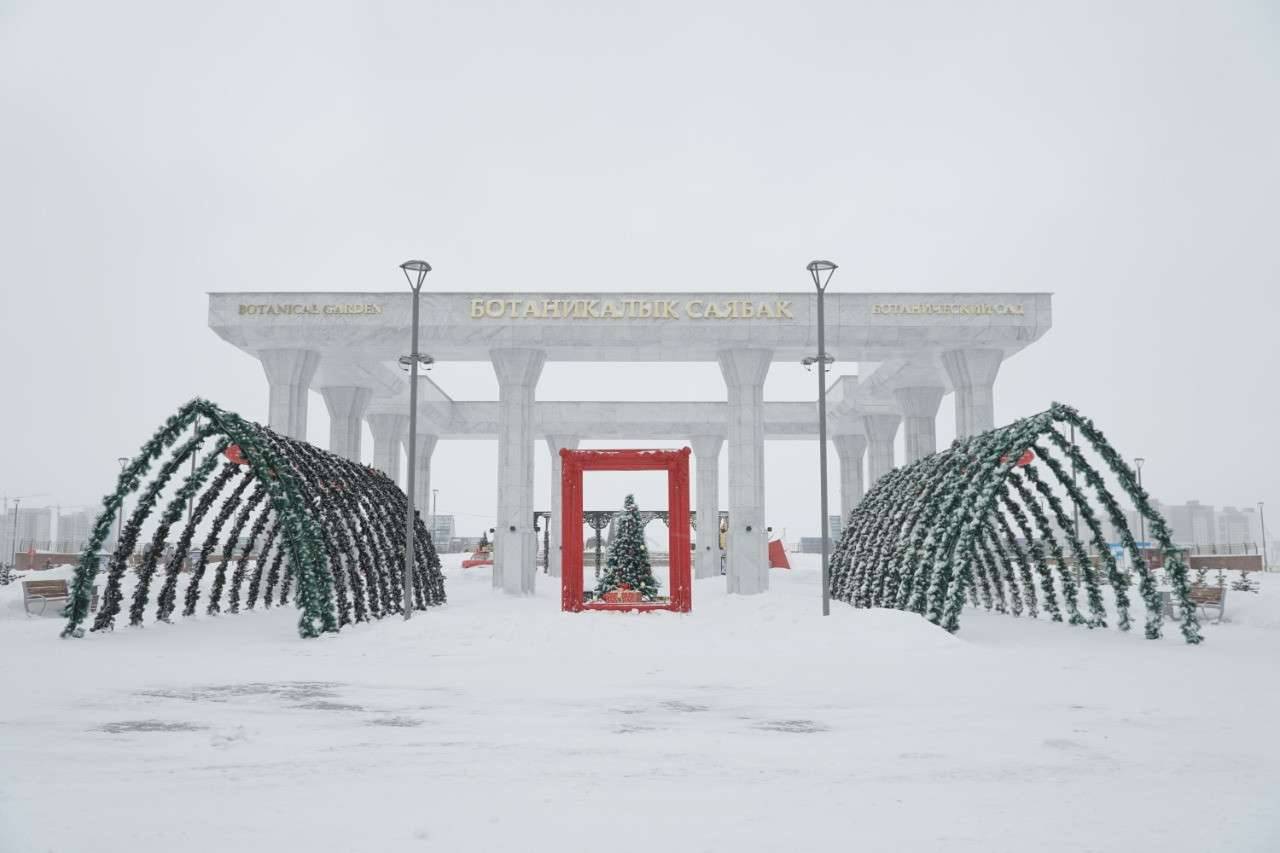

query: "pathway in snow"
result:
(2, 556), (1278, 852)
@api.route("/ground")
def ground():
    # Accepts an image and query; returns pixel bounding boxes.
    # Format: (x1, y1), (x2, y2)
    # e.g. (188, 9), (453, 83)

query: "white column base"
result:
(832, 433), (867, 520)
(689, 435), (724, 580)
(718, 349), (772, 595)
(545, 435), (579, 578)
(411, 434), (438, 529)
(320, 385), (372, 462)
(367, 412), (408, 484)
(893, 386), (945, 464)
(259, 348), (320, 440)
(862, 413), (901, 487)
(492, 348), (546, 595)
(941, 349), (1002, 439)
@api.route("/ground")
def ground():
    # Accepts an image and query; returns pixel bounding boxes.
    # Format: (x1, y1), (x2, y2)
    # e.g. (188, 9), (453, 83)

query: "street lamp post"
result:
(804, 260), (838, 617)
(1134, 457), (1146, 546)
(1070, 424), (1079, 540)
(431, 488), (439, 541)
(9, 497), (21, 570)
(188, 416), (200, 524)
(399, 260), (434, 620)
(116, 457), (129, 553)
(1259, 501), (1268, 571)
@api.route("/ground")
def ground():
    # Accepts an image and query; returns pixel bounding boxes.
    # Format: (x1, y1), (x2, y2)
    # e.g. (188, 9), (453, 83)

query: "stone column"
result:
(545, 435), (579, 578)
(832, 433), (867, 519)
(862, 413), (901, 486)
(408, 432), (438, 532)
(366, 412), (408, 484)
(717, 349), (772, 595)
(258, 348), (319, 439)
(491, 348), (546, 595)
(319, 386), (372, 462)
(688, 435), (724, 580)
(893, 386), (945, 464)
(941, 348), (1003, 438)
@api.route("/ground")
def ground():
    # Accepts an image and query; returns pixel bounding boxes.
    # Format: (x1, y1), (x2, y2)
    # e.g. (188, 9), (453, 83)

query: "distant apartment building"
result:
(56, 508), (100, 552)
(1107, 500), (1264, 552)
(1160, 500), (1218, 547)
(0, 505), (54, 560)
(1217, 506), (1262, 547)
(796, 537), (826, 554)
(430, 515), (456, 551)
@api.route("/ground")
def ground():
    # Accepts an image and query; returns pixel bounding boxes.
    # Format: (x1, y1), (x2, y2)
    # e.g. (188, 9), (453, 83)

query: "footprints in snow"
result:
(101, 682), (830, 738)
(613, 700), (828, 734)
(660, 700), (709, 713)
(754, 719), (828, 734)
(98, 720), (206, 733)
(96, 681), (426, 735)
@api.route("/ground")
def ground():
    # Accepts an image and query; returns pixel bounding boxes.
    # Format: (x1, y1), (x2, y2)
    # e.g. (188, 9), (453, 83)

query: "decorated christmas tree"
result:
(594, 494), (661, 601)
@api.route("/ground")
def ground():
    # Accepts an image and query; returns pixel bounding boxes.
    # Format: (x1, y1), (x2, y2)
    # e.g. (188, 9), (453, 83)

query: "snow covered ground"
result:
(2, 556), (1278, 852)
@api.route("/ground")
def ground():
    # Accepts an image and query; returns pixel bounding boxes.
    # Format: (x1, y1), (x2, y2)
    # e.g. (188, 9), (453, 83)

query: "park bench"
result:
(22, 579), (97, 617)
(1161, 584), (1226, 623)
(1187, 584), (1226, 622)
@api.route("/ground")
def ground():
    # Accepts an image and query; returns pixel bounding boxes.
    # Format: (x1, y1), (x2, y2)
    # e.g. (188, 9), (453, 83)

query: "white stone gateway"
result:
(210, 291), (1052, 597)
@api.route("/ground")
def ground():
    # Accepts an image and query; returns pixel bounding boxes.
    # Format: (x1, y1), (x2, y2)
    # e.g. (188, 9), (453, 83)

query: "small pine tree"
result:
(1231, 570), (1259, 593)
(594, 494), (661, 600)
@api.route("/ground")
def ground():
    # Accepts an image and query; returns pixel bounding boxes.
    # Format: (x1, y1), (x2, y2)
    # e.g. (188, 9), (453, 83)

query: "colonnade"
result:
(253, 345), (1008, 597)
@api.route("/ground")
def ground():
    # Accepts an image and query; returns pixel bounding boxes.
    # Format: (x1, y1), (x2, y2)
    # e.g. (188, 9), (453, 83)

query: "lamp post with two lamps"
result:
(802, 260), (838, 617)
(116, 457), (129, 553)
(8, 497), (21, 571)
(1134, 457), (1146, 546)
(399, 260), (435, 620)
(1259, 501), (1268, 571)
(431, 488), (439, 544)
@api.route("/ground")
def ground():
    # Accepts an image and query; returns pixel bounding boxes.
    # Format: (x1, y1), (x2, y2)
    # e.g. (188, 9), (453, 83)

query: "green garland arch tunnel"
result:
(61, 399), (446, 640)
(830, 403), (1203, 644)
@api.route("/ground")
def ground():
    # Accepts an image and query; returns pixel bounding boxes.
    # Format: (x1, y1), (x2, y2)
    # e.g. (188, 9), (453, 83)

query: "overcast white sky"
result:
(1, 1), (1277, 541)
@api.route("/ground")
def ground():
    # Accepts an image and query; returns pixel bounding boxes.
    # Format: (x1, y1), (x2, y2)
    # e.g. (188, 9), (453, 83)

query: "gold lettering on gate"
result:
(238, 303), (384, 316)
(461, 296), (808, 321)
(870, 303), (1025, 316)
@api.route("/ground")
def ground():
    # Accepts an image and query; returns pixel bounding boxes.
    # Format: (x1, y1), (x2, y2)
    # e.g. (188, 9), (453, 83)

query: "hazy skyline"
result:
(2, 1), (1277, 540)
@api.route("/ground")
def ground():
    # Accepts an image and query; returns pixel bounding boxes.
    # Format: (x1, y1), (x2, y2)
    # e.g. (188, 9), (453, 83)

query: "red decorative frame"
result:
(560, 448), (692, 613)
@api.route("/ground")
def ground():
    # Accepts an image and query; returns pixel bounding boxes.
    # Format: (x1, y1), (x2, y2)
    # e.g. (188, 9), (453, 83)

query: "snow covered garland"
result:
(61, 398), (446, 640)
(829, 402), (1202, 644)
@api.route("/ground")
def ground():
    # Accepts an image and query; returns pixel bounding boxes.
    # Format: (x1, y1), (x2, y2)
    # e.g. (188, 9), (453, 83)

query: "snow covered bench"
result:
(1187, 584), (1226, 622)
(1161, 584), (1226, 623)
(22, 579), (97, 617)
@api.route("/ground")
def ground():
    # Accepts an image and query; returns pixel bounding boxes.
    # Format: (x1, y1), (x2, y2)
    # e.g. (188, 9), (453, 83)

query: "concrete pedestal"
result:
(941, 348), (1002, 438)
(832, 433), (867, 520)
(545, 435), (579, 578)
(258, 348), (319, 440)
(320, 385), (372, 462)
(366, 413), (408, 484)
(863, 413), (901, 486)
(688, 435), (724, 580)
(492, 348), (546, 594)
(717, 349), (771, 595)
(893, 386), (945, 464)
